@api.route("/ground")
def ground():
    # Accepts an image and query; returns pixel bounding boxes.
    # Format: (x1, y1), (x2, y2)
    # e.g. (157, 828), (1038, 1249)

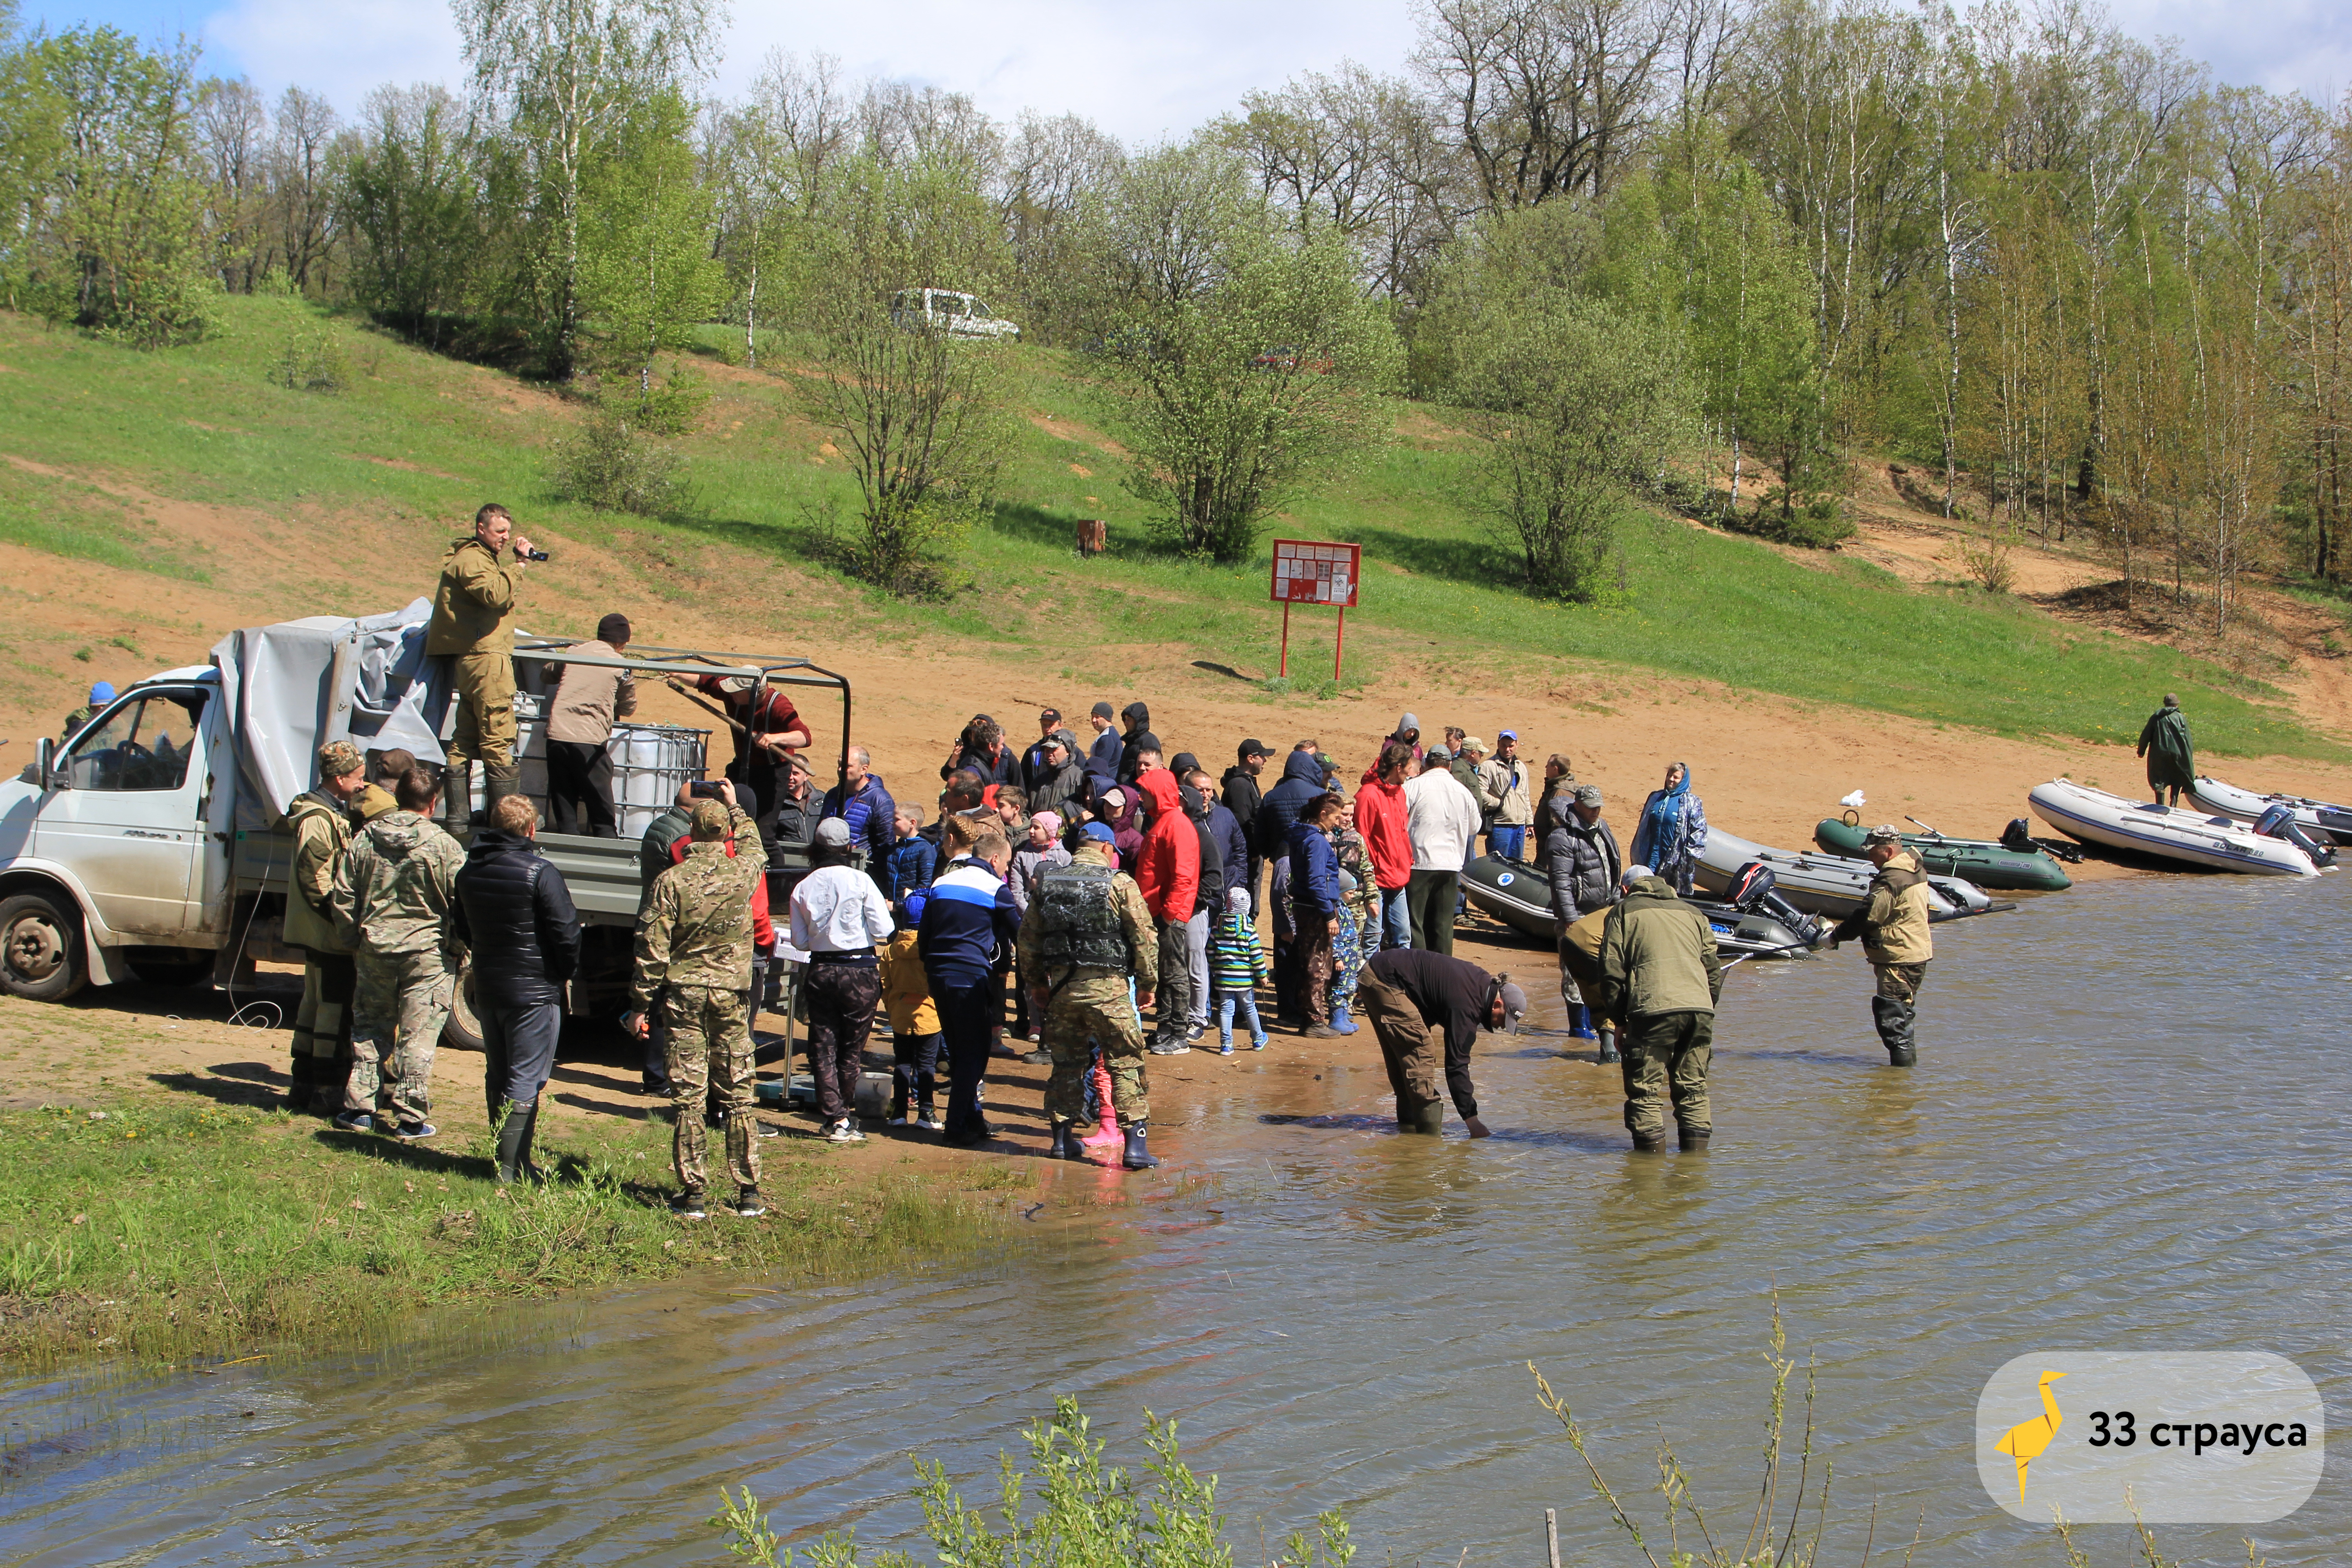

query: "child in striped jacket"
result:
(1208, 885), (1269, 1055)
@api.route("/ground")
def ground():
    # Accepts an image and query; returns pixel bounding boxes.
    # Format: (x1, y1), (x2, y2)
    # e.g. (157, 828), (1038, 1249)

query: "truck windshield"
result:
(64, 691), (208, 792)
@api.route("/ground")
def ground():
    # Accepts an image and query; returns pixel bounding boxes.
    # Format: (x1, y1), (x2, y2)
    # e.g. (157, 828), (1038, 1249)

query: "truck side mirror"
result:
(34, 735), (54, 789)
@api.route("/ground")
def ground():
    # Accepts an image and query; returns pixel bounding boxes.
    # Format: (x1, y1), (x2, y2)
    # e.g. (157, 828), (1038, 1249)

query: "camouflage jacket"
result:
(1016, 840), (1156, 991)
(284, 791), (356, 955)
(630, 806), (765, 1003)
(333, 809), (465, 956)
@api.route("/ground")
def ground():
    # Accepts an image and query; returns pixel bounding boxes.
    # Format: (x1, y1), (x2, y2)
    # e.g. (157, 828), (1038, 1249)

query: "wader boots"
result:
(1122, 1121), (1160, 1170)
(1679, 1127), (1710, 1152)
(494, 1098), (542, 1183)
(443, 770), (473, 831)
(482, 765), (523, 824)
(1871, 997), (1917, 1067)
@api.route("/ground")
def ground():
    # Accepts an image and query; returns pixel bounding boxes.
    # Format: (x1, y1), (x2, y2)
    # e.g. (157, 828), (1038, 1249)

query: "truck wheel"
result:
(0, 893), (88, 1002)
(441, 960), (484, 1052)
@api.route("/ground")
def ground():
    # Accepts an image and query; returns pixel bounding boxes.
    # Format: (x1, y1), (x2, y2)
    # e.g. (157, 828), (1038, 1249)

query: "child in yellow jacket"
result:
(878, 905), (943, 1129)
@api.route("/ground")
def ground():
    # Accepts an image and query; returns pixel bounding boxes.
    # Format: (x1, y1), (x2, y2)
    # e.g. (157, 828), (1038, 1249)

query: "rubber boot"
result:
(1596, 1024), (1620, 1065)
(1047, 1119), (1077, 1160)
(1330, 1001), (1358, 1036)
(1679, 1126), (1710, 1152)
(1122, 1120), (1161, 1170)
(482, 764), (524, 825)
(443, 768), (472, 831)
(1872, 997), (1916, 1067)
(495, 1103), (532, 1185)
(284, 1054), (314, 1113)
(1630, 1131), (1664, 1152)
(1568, 1003), (1597, 1041)
(1415, 1103), (1446, 1135)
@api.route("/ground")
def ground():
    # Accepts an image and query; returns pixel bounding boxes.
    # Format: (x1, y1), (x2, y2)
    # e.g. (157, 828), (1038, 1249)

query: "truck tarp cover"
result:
(209, 599), (451, 829)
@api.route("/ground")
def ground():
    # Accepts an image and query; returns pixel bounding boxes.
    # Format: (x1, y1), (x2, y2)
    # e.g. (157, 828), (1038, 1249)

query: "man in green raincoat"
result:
(2136, 693), (2195, 806)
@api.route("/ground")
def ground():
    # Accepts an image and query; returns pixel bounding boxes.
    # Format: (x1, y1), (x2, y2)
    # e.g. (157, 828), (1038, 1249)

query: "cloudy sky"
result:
(20, 0), (2349, 141)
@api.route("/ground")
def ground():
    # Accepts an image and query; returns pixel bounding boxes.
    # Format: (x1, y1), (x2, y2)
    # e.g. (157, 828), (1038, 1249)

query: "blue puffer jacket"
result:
(1257, 750), (1328, 861)
(1286, 818), (1342, 919)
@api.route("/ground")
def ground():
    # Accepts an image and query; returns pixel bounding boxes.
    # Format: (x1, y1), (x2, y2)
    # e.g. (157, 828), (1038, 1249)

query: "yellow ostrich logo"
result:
(1995, 1370), (2067, 1499)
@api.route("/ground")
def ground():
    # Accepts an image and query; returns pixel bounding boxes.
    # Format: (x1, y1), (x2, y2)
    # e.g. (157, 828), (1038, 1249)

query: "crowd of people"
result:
(266, 507), (1935, 1220)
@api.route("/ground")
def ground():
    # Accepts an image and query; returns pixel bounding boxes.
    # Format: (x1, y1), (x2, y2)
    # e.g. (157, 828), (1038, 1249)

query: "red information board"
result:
(1269, 538), (1360, 679)
(1270, 538), (1360, 607)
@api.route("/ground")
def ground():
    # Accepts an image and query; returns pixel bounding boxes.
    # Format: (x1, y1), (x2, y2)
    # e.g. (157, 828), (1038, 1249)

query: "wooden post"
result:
(1279, 600), (1292, 678)
(1334, 606), (1347, 683)
(1076, 519), (1107, 557)
(1545, 1509), (1559, 1568)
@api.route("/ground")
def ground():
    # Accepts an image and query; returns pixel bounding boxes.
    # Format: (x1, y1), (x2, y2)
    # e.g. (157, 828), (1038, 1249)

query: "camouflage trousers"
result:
(1620, 1010), (1714, 1140)
(662, 983), (760, 1196)
(290, 951), (354, 1110)
(445, 649), (517, 771)
(345, 947), (454, 1121)
(1041, 970), (1149, 1125)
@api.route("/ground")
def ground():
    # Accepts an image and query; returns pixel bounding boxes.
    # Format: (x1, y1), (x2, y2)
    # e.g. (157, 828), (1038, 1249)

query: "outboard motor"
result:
(2254, 803), (2337, 868)
(2001, 815), (2081, 863)
(1726, 861), (1824, 946)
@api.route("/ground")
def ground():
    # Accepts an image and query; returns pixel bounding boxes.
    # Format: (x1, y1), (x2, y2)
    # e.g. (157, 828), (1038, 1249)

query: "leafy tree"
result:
(1082, 139), (1399, 562)
(578, 88), (718, 400)
(1457, 290), (1693, 598)
(339, 84), (490, 338)
(795, 151), (1014, 595)
(454, 0), (719, 377)
(4, 27), (212, 344)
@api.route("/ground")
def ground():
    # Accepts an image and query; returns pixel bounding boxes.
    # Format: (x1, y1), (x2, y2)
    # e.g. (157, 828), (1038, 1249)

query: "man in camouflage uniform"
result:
(631, 794), (768, 1219)
(61, 681), (114, 742)
(425, 502), (536, 825)
(284, 740), (369, 1114)
(331, 766), (465, 1138)
(1018, 821), (1164, 1171)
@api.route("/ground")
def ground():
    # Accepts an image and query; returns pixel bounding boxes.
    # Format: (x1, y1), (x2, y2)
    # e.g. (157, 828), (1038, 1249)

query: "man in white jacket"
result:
(1402, 761), (1482, 953)
(788, 819), (895, 1142)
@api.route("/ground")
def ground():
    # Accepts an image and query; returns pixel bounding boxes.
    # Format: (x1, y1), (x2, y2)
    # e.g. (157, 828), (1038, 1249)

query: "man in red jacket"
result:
(1355, 741), (1416, 951)
(1133, 768), (1200, 1054)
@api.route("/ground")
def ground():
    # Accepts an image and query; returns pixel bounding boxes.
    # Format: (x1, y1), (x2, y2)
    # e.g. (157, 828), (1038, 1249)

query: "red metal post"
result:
(1334, 607), (1346, 683)
(1279, 601), (1291, 678)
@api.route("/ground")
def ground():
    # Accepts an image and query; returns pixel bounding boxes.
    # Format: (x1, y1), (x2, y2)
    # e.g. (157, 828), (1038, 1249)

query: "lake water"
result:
(4, 870), (2346, 1566)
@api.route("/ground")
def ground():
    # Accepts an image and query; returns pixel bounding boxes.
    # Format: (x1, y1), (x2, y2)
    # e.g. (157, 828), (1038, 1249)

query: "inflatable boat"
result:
(2190, 776), (2352, 846)
(2027, 779), (2322, 876)
(1694, 827), (1995, 916)
(1459, 855), (1820, 960)
(1813, 815), (2073, 892)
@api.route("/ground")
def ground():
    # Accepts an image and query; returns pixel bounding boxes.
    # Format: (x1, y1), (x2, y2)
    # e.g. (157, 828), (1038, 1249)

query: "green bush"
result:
(549, 410), (684, 515)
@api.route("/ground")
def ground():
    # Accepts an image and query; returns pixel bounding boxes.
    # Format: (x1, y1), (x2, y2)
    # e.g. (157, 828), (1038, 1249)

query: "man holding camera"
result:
(426, 502), (539, 826)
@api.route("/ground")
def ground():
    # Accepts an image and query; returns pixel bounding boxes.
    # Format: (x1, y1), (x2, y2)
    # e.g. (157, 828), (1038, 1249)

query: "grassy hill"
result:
(0, 292), (2335, 761)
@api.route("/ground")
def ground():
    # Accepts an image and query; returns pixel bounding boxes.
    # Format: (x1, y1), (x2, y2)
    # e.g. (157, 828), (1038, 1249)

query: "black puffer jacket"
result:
(1256, 750), (1328, 861)
(452, 828), (583, 1009)
(1220, 762), (1264, 848)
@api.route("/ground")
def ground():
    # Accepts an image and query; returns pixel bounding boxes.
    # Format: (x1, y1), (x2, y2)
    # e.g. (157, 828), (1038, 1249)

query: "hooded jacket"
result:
(1256, 750), (1328, 861)
(424, 536), (519, 657)
(1203, 796), (1249, 902)
(1132, 770), (1199, 923)
(1352, 771), (1412, 891)
(1116, 702), (1156, 785)
(1183, 784), (1225, 913)
(453, 828), (583, 1009)
(1084, 724), (1122, 794)
(1287, 816), (1343, 919)
(1545, 813), (1622, 921)
(1837, 848), (1934, 966)
(334, 809), (465, 956)
(1220, 761), (1264, 850)
(1597, 876), (1723, 1019)
(284, 790), (357, 955)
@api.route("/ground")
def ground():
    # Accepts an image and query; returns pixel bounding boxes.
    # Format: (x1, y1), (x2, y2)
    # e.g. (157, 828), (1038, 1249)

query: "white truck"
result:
(0, 604), (851, 1048)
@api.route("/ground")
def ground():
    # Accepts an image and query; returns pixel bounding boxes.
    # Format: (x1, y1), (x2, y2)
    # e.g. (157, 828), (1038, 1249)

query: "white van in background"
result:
(889, 289), (1021, 340)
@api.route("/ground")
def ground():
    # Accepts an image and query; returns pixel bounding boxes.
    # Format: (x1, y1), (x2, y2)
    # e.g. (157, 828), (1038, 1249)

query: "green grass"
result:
(0, 294), (2337, 759)
(0, 1095), (1022, 1365)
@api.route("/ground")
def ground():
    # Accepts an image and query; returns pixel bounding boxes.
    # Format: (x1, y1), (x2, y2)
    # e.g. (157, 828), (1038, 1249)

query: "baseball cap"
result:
(1081, 821), (1116, 843)
(690, 800), (732, 838)
(1239, 738), (1269, 759)
(1499, 729), (1517, 741)
(1863, 823), (1904, 847)
(815, 818), (853, 851)
(1494, 980), (1528, 1034)
(902, 888), (929, 925)
(1573, 784), (1603, 807)
(88, 681), (115, 706)
(317, 740), (364, 779)
(1463, 736), (1489, 755)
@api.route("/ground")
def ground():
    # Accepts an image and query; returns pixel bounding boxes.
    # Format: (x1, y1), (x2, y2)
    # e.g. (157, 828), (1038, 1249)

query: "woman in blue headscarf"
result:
(1627, 762), (1709, 896)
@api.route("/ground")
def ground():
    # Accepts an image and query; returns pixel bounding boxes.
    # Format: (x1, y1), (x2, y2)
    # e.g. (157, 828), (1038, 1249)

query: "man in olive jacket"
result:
(1828, 826), (1933, 1066)
(425, 502), (537, 824)
(284, 740), (369, 1114)
(1597, 870), (1724, 1152)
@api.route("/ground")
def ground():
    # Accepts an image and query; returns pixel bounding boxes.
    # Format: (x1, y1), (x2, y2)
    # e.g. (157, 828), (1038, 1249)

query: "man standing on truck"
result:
(425, 503), (536, 826)
(542, 612), (636, 837)
(630, 793), (770, 1219)
(284, 740), (369, 1115)
(332, 766), (465, 1138)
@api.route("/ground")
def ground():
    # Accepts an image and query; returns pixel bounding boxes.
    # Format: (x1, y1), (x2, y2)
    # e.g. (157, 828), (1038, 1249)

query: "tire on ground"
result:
(0, 891), (89, 1002)
(441, 958), (483, 1052)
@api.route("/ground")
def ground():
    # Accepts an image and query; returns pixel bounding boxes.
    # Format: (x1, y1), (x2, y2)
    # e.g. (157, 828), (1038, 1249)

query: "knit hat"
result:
(1031, 810), (1061, 832)
(1091, 701), (1115, 720)
(690, 800), (732, 838)
(596, 612), (631, 645)
(317, 740), (364, 780)
(88, 681), (115, 706)
(1081, 821), (1116, 843)
(1226, 885), (1250, 912)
